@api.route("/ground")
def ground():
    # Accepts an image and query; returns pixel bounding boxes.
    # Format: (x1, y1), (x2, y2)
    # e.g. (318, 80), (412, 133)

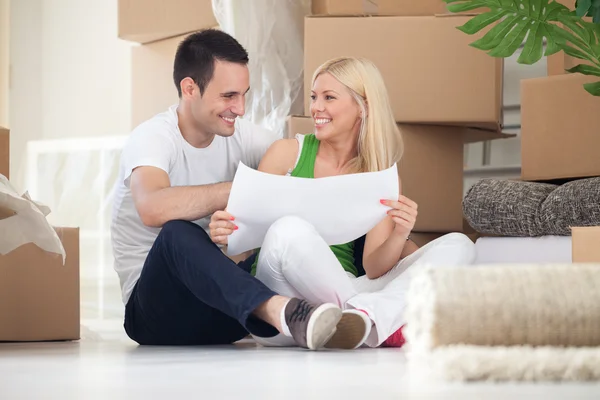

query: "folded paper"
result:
(226, 162), (399, 256)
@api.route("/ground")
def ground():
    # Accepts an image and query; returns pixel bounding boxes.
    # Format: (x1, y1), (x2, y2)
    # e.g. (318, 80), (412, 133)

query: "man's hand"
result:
(209, 210), (238, 245)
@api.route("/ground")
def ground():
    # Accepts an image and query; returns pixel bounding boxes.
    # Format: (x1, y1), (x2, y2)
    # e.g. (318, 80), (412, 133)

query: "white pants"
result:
(253, 216), (475, 347)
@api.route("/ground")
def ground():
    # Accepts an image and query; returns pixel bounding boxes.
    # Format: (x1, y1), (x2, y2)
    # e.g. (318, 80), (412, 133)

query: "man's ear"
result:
(180, 77), (196, 99)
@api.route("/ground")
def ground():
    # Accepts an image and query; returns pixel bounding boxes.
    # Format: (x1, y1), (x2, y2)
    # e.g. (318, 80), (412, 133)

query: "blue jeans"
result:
(124, 220), (278, 345)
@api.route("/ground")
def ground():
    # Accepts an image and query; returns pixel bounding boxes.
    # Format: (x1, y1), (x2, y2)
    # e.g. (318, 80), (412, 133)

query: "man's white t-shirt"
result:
(111, 105), (278, 304)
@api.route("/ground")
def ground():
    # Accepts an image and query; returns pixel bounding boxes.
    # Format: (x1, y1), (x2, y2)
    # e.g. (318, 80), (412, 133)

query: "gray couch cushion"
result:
(540, 177), (600, 235)
(464, 177), (600, 237)
(463, 179), (558, 236)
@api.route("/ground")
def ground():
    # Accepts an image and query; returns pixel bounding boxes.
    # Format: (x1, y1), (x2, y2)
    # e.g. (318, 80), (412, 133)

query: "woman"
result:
(210, 57), (475, 349)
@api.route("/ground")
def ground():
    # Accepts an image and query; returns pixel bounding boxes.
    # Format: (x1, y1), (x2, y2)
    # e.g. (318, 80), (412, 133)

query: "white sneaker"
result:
(324, 309), (371, 350)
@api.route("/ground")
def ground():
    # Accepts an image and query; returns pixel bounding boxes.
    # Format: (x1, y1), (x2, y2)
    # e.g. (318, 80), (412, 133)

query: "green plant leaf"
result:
(457, 9), (510, 35)
(577, 0), (592, 17)
(446, 0), (600, 95)
(519, 22), (547, 63)
(564, 43), (595, 59)
(471, 15), (521, 50)
(444, 0), (574, 64)
(584, 80), (600, 94)
(594, 4), (600, 22)
(545, 24), (566, 55)
(566, 63), (600, 75)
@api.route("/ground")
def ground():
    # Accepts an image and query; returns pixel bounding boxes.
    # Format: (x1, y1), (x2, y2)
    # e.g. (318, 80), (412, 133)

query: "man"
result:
(110, 29), (355, 349)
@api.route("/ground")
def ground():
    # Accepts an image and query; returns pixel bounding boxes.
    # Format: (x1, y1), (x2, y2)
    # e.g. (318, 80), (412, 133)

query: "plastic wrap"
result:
(212, 0), (311, 137)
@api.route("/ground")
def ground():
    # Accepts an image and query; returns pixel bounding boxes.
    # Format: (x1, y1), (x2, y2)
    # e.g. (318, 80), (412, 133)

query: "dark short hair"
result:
(173, 29), (249, 97)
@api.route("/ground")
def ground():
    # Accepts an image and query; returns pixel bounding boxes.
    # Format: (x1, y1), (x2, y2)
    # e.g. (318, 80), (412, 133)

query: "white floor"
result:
(2, 318), (600, 400)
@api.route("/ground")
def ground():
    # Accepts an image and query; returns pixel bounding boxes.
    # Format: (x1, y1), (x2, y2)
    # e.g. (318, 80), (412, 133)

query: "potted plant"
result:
(444, 0), (600, 95)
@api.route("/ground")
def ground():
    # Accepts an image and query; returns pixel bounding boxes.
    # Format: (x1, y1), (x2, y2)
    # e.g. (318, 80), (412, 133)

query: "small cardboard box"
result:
(312, 0), (449, 16)
(118, 0), (216, 44)
(0, 227), (80, 341)
(572, 226), (600, 263)
(521, 74), (600, 181)
(0, 127), (8, 179)
(287, 116), (471, 232)
(304, 15), (503, 130)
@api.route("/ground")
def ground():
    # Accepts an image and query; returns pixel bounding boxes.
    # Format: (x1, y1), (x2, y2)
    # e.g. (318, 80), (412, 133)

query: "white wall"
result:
(0, 0), (9, 128)
(9, 0), (132, 190)
(9, 0), (44, 189)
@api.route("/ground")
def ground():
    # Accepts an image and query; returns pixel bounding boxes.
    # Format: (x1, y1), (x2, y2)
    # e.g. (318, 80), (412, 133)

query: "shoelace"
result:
(289, 300), (313, 323)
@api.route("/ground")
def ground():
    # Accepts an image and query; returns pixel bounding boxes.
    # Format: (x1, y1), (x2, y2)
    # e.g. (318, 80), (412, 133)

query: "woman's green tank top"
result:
(249, 134), (357, 277)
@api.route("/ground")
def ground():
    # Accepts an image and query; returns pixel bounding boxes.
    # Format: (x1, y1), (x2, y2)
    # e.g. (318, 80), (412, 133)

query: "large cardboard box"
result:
(118, 0), (216, 44)
(0, 227), (80, 341)
(521, 74), (600, 181)
(572, 226), (600, 263)
(286, 116), (465, 232)
(131, 34), (189, 128)
(0, 126), (7, 178)
(312, 0), (449, 16)
(304, 15), (503, 130)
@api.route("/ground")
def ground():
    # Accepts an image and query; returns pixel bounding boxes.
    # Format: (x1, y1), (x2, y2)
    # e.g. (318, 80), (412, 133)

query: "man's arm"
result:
(130, 166), (231, 228)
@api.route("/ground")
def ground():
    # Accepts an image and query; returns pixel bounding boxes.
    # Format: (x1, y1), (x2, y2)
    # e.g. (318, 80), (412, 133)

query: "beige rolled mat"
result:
(404, 264), (600, 382)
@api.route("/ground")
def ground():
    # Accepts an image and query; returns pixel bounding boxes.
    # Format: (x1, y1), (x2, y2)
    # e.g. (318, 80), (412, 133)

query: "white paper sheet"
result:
(226, 162), (399, 256)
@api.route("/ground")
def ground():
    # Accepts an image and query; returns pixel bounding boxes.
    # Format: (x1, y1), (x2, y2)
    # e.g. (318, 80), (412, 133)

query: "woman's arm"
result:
(361, 179), (419, 279)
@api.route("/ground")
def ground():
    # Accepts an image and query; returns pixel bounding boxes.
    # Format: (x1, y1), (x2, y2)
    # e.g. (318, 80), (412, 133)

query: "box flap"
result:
(464, 127), (516, 143)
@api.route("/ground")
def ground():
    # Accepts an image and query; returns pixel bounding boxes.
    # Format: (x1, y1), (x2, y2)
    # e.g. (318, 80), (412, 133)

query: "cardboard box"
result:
(312, 0), (449, 16)
(304, 15), (503, 130)
(572, 226), (600, 263)
(118, 0), (216, 44)
(409, 232), (445, 247)
(286, 116), (465, 232)
(131, 34), (189, 128)
(0, 126), (7, 179)
(521, 74), (600, 181)
(0, 227), (80, 341)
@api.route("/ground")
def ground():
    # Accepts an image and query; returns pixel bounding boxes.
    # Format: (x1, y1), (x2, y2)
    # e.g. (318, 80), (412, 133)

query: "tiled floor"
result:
(2, 316), (600, 400)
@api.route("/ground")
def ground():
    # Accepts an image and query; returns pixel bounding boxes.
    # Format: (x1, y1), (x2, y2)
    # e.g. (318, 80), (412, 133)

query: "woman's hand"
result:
(380, 195), (418, 239)
(209, 210), (238, 245)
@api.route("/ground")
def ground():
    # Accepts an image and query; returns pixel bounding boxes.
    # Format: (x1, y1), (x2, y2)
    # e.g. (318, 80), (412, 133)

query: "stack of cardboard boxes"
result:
(522, 36), (600, 263)
(0, 127), (80, 342)
(288, 0), (511, 246)
(118, 0), (218, 127)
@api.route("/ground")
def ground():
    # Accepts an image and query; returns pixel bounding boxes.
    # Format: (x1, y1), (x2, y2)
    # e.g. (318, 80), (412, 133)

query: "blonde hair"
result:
(312, 57), (403, 173)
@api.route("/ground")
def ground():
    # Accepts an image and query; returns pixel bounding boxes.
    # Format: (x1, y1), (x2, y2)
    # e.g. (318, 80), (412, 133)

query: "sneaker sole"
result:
(306, 304), (342, 350)
(324, 312), (369, 350)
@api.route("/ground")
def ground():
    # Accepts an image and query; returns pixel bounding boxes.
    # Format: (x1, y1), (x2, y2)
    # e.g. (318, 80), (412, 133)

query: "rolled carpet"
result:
(404, 264), (600, 382)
